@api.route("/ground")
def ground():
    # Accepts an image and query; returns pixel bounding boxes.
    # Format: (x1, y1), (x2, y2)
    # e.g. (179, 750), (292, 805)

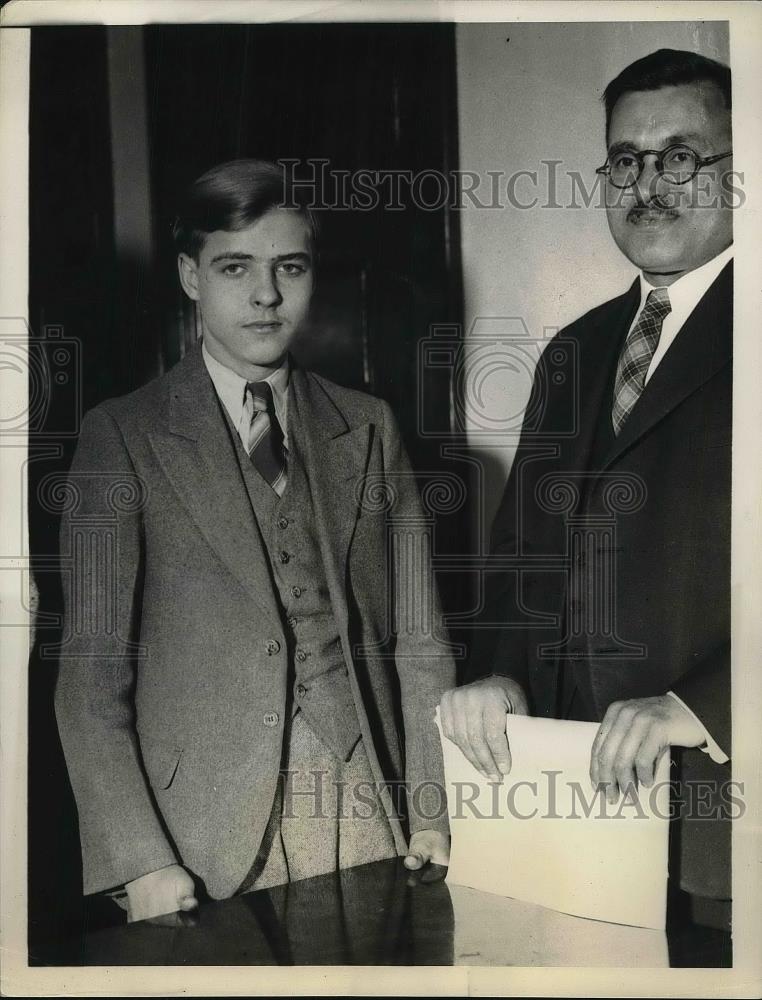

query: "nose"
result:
(632, 154), (665, 204)
(250, 266), (281, 309)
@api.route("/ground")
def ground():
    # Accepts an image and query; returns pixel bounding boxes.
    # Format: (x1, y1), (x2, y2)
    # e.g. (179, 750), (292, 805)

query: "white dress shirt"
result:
(201, 341), (290, 453)
(627, 245), (733, 764)
(635, 243), (734, 385)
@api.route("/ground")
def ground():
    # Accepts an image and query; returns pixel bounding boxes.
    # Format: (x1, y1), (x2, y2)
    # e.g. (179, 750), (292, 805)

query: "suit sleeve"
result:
(464, 355), (553, 694)
(379, 401), (456, 837)
(54, 406), (178, 893)
(465, 468), (531, 691)
(670, 641), (731, 758)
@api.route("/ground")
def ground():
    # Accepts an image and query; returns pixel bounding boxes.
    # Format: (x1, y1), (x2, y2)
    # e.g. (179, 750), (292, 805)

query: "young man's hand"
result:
(404, 829), (449, 875)
(125, 864), (198, 924)
(440, 675), (529, 780)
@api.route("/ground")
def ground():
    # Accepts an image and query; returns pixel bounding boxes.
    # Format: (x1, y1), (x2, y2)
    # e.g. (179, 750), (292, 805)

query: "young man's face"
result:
(604, 81), (732, 284)
(178, 207), (314, 378)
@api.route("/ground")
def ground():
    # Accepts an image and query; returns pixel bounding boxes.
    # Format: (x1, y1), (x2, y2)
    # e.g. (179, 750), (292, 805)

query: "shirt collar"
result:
(637, 243), (734, 316)
(201, 341), (290, 442)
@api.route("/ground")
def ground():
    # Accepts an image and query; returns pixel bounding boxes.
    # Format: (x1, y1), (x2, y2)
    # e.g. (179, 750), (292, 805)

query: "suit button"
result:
(291, 586), (302, 598)
(296, 684), (307, 697)
(279, 550), (290, 564)
(278, 516), (289, 529)
(286, 617), (297, 629)
(265, 639), (281, 655)
(295, 649), (308, 663)
(263, 712), (280, 727)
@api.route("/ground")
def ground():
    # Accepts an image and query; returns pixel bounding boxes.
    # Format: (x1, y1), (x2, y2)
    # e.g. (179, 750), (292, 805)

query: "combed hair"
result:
(603, 48), (731, 138)
(172, 159), (319, 259)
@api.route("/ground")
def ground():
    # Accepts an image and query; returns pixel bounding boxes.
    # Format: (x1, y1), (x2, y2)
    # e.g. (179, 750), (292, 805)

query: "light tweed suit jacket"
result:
(55, 344), (456, 898)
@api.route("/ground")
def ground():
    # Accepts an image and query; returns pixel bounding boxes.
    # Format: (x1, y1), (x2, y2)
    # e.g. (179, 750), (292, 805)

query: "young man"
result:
(56, 159), (453, 923)
(441, 49), (734, 924)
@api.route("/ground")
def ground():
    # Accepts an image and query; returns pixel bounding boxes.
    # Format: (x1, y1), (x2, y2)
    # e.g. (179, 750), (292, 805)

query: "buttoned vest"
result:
(219, 394), (362, 763)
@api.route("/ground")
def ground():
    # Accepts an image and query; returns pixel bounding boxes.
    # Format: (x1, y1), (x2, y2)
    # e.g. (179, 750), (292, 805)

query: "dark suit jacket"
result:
(468, 263), (732, 900)
(55, 345), (455, 898)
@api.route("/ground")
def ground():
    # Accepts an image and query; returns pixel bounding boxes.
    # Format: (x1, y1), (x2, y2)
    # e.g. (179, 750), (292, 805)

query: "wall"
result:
(455, 20), (730, 540)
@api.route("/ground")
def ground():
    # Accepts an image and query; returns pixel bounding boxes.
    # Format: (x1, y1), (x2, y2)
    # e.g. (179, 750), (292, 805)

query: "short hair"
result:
(172, 159), (319, 259)
(603, 48), (731, 139)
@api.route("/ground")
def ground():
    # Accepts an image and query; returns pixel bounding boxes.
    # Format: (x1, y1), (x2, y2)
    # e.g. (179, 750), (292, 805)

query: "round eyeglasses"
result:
(596, 144), (732, 189)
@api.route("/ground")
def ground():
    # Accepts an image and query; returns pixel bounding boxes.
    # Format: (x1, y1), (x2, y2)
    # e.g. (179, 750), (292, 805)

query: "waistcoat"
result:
(220, 393), (362, 763)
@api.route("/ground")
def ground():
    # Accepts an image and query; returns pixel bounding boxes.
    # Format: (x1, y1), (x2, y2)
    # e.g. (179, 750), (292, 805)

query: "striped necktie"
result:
(611, 286), (671, 436)
(246, 381), (287, 495)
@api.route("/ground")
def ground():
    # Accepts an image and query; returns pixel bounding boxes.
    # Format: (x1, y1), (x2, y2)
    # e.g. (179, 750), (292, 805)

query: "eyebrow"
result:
(209, 251), (313, 265)
(608, 133), (706, 155)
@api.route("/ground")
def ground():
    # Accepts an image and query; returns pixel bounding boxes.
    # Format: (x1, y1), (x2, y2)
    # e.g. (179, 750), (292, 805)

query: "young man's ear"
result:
(177, 253), (200, 301)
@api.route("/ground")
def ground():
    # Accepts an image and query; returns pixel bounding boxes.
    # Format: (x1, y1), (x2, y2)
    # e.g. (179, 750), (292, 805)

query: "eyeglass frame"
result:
(595, 144), (732, 189)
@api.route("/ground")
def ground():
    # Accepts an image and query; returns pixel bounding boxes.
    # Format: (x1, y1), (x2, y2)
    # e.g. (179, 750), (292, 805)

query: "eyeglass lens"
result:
(609, 146), (698, 187)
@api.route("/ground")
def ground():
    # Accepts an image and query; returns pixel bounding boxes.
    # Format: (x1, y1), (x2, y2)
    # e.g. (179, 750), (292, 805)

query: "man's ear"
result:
(178, 253), (200, 301)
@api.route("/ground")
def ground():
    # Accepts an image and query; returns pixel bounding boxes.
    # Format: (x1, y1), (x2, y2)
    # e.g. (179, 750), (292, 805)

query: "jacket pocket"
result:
(140, 739), (184, 790)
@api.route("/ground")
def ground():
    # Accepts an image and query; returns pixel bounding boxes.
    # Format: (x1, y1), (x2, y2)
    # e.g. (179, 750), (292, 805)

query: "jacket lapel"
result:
(602, 262), (732, 468)
(560, 279), (640, 482)
(289, 368), (371, 623)
(148, 345), (280, 620)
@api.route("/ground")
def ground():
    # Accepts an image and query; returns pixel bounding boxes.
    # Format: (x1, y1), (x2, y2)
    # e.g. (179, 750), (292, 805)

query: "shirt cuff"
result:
(666, 690), (730, 764)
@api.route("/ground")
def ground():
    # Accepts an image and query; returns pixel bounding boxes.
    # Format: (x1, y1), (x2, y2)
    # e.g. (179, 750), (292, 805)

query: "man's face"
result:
(178, 207), (314, 378)
(604, 82), (732, 282)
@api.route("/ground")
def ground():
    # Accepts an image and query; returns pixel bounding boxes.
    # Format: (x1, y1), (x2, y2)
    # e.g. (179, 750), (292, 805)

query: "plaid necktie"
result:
(246, 381), (287, 495)
(611, 287), (671, 436)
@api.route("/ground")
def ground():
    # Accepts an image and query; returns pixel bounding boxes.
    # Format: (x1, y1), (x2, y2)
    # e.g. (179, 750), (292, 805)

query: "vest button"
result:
(263, 712), (280, 727)
(290, 586), (302, 598)
(265, 639), (281, 655)
(277, 516), (289, 529)
(295, 649), (308, 663)
(279, 550), (290, 564)
(296, 684), (307, 697)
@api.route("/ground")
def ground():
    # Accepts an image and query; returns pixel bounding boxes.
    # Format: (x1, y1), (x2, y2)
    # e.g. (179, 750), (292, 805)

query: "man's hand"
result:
(439, 676), (529, 780)
(125, 864), (198, 924)
(404, 829), (449, 880)
(590, 695), (705, 802)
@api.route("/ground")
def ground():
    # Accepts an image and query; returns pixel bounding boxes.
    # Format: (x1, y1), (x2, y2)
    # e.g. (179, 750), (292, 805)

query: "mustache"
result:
(626, 196), (680, 222)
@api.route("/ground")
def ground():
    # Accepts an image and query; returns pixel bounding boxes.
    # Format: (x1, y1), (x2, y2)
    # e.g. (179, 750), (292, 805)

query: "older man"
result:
(442, 49), (734, 926)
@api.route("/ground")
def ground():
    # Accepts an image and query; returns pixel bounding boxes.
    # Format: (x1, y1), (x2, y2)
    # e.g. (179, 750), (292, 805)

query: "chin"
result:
(633, 254), (685, 275)
(615, 236), (687, 275)
(245, 349), (289, 368)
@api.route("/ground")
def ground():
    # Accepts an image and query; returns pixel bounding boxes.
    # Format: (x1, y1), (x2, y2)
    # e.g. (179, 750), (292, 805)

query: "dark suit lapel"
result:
(602, 262), (732, 469)
(148, 345), (279, 619)
(560, 279), (640, 480)
(289, 368), (371, 624)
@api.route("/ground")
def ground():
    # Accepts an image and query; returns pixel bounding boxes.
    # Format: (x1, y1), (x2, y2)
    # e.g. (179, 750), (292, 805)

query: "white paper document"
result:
(437, 711), (670, 930)
(448, 883), (669, 967)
